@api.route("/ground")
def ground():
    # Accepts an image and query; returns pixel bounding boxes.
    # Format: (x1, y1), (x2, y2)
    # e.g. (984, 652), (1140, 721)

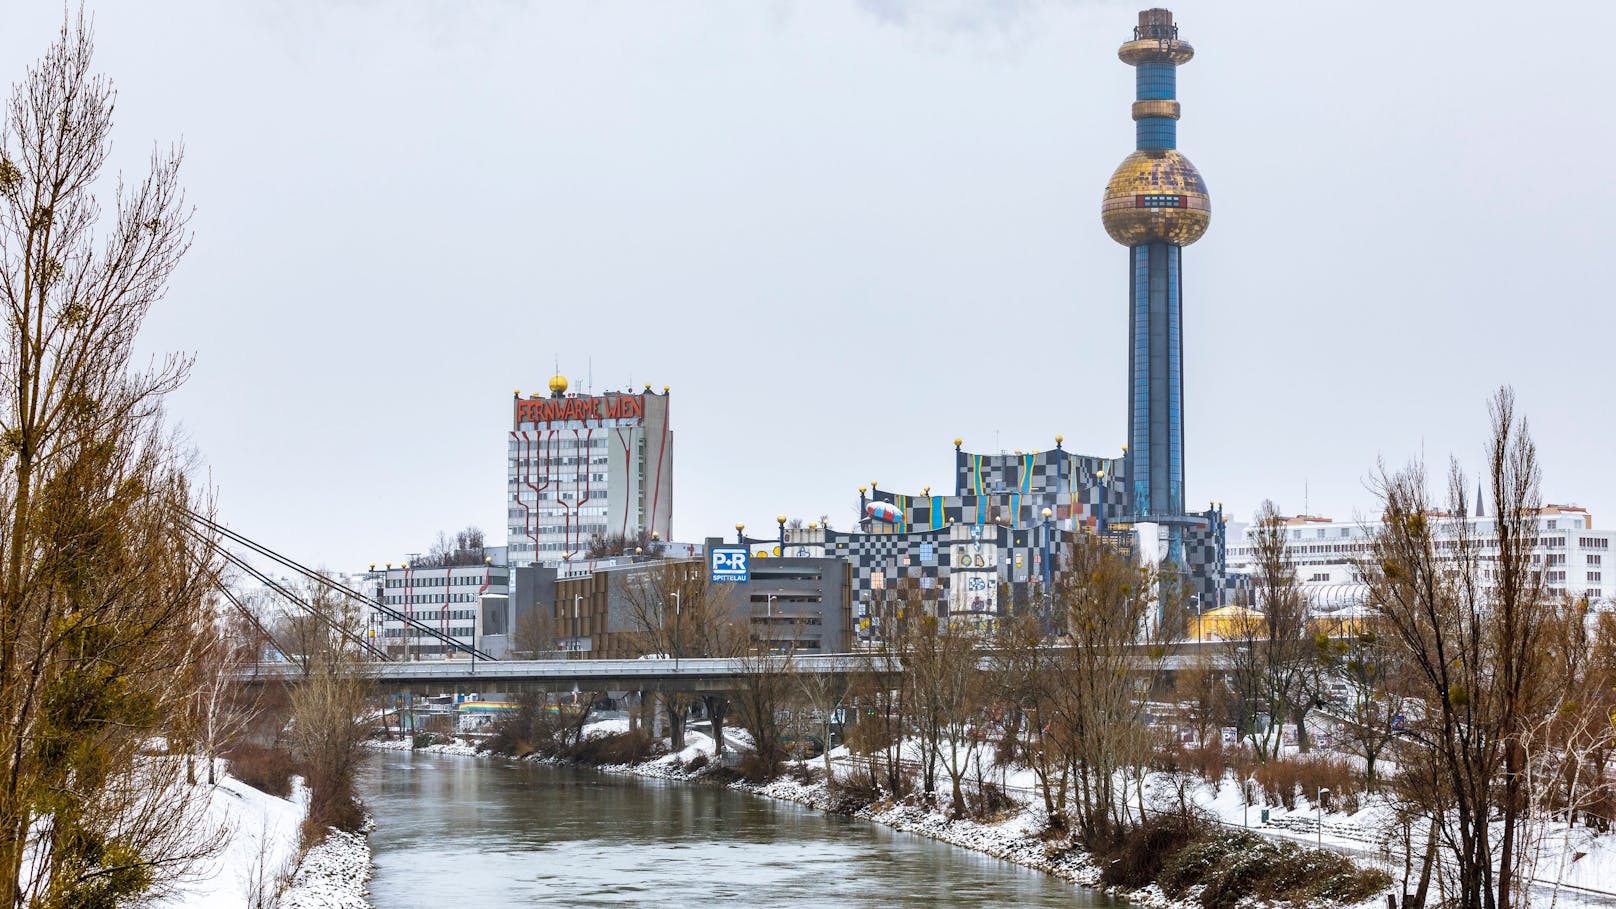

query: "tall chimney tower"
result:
(1101, 8), (1210, 561)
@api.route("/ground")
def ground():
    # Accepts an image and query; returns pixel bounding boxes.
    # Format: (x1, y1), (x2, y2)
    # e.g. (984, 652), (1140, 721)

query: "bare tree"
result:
(730, 644), (795, 781)
(511, 605), (557, 659)
(585, 529), (665, 560)
(1225, 500), (1313, 761)
(415, 526), (487, 568)
(1324, 618), (1404, 790)
(907, 612), (984, 817)
(618, 561), (738, 751)
(988, 613), (1066, 824)
(849, 584), (917, 799)
(1363, 387), (1561, 909)
(1048, 532), (1169, 846)
(795, 664), (849, 783)
(287, 583), (373, 840)
(191, 615), (260, 786)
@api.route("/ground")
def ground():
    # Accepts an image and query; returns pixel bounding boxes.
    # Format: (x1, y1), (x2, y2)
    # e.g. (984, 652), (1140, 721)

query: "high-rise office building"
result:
(507, 376), (673, 565)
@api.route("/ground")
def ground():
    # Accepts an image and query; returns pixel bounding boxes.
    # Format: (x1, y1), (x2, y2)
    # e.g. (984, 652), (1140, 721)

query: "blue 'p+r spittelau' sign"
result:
(709, 547), (749, 583)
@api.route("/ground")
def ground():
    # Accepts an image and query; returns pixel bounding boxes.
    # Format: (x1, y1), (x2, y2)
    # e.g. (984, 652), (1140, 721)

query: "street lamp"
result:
(573, 594), (583, 659)
(1317, 787), (1330, 846)
(765, 594), (776, 653)
(671, 590), (681, 671)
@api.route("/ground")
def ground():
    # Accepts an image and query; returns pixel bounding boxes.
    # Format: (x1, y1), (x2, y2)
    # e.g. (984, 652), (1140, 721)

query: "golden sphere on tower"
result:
(548, 374), (569, 395)
(1101, 149), (1210, 247)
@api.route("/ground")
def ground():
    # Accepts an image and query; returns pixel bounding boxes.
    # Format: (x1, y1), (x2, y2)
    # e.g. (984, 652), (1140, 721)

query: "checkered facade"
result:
(758, 445), (1231, 618)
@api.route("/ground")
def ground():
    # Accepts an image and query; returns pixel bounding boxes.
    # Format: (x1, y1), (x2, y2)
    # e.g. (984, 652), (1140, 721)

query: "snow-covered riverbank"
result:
(278, 825), (373, 909)
(150, 762), (373, 909)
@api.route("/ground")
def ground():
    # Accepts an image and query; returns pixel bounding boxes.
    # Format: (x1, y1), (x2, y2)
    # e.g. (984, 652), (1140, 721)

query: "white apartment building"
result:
(371, 562), (510, 659)
(1226, 504), (1612, 604)
(506, 376), (674, 566)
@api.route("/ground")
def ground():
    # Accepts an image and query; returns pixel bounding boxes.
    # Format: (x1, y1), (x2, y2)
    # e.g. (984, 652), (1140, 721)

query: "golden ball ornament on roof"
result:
(1101, 149), (1210, 247)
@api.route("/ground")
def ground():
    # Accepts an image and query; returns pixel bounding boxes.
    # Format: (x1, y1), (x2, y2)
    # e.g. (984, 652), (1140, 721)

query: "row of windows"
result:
(1582, 537), (1610, 549)
(380, 609), (477, 622)
(384, 575), (501, 588)
(509, 438), (609, 450)
(1234, 535), (1581, 557)
(512, 489), (611, 502)
(510, 508), (611, 521)
(509, 456), (609, 468)
(511, 485), (610, 500)
(381, 627), (474, 639)
(385, 593), (486, 605)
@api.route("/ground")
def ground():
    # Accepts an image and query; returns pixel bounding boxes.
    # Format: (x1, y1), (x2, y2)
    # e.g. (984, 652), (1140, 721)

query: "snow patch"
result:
(277, 825), (372, 909)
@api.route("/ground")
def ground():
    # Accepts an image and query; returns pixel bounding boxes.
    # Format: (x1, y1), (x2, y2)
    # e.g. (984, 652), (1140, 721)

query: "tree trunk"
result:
(666, 699), (686, 751)
(706, 696), (727, 757)
(1410, 814), (1438, 909)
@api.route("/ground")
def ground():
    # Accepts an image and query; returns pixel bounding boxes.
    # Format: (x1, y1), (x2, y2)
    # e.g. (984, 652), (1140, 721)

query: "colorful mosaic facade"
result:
(743, 441), (1229, 627)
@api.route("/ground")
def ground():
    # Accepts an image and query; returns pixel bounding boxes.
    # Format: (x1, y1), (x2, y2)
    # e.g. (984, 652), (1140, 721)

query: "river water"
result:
(363, 752), (1116, 907)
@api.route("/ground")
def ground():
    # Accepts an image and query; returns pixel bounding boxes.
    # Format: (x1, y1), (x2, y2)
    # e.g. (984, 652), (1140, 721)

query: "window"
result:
(1590, 554), (1602, 566)
(1588, 571), (1602, 583)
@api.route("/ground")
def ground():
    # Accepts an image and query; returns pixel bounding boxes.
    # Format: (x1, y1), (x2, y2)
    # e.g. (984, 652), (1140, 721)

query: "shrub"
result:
(785, 762), (822, 785)
(969, 781), (1016, 821)
(568, 729), (662, 765)
(412, 732), (443, 751)
(1255, 756), (1361, 814)
(738, 748), (785, 783)
(684, 753), (709, 773)
(1254, 760), (1301, 809)
(227, 743), (296, 798)
(1159, 830), (1391, 909)
(481, 696), (563, 757)
(827, 764), (881, 815)
(1100, 813), (1209, 890)
(1181, 743), (1228, 783)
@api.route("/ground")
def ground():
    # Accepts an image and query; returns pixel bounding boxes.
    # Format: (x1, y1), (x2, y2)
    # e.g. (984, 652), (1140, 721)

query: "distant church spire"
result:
(1475, 480), (1485, 518)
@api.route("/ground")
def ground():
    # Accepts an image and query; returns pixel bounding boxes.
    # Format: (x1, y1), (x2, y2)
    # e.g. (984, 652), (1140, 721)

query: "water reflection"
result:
(364, 753), (1116, 908)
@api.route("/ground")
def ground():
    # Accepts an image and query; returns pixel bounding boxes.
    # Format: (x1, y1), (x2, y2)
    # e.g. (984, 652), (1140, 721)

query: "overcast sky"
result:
(5, 1), (1611, 568)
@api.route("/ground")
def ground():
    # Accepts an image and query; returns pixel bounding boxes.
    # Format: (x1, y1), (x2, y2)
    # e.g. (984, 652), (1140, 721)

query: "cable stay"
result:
(186, 509), (496, 661)
(208, 563), (309, 674)
(184, 522), (390, 662)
